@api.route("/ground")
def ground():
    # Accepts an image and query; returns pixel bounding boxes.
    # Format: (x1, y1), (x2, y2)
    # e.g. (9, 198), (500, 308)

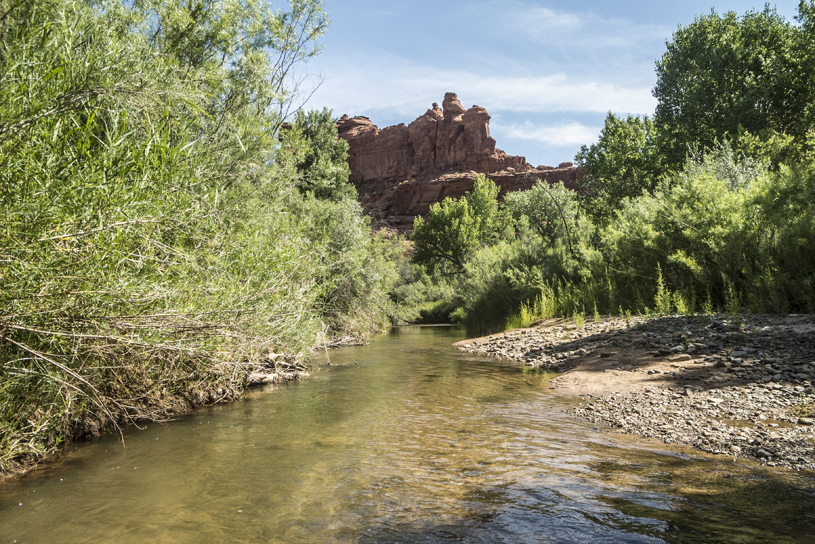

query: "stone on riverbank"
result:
(456, 314), (815, 471)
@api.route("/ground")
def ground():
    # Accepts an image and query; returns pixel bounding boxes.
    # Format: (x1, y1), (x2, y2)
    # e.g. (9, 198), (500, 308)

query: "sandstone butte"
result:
(336, 92), (587, 232)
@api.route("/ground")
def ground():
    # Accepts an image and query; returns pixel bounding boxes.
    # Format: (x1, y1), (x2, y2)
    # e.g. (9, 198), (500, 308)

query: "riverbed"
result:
(1, 326), (813, 542)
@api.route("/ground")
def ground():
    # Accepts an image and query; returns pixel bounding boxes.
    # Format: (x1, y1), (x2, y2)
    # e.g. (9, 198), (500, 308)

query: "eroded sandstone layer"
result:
(337, 92), (586, 232)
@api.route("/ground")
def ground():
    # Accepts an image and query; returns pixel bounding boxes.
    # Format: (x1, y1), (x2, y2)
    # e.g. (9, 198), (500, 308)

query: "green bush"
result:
(0, 0), (395, 473)
(411, 175), (508, 275)
(419, 142), (815, 334)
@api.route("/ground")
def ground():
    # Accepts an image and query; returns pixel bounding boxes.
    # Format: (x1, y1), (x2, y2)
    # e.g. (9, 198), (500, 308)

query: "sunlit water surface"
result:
(2, 326), (814, 543)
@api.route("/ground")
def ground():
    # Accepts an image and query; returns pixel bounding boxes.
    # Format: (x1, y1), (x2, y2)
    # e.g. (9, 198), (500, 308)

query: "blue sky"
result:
(303, 1), (801, 167)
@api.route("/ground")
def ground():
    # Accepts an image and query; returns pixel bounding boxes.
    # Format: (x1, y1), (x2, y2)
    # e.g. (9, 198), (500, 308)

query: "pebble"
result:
(460, 314), (815, 471)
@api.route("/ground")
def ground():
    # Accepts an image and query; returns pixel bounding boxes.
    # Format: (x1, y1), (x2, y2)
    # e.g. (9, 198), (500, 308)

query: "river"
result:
(1, 326), (814, 543)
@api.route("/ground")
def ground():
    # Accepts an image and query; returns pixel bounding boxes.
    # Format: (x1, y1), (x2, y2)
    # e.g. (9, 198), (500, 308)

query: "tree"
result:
(412, 197), (479, 276)
(653, 6), (809, 168)
(503, 181), (581, 251)
(282, 108), (354, 200)
(132, 0), (328, 123)
(797, 1), (815, 135)
(411, 175), (504, 275)
(464, 175), (507, 243)
(575, 113), (665, 222)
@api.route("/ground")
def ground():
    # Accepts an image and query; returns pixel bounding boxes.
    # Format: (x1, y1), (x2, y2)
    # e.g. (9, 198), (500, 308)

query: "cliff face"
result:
(356, 169), (586, 233)
(337, 92), (532, 184)
(337, 92), (586, 232)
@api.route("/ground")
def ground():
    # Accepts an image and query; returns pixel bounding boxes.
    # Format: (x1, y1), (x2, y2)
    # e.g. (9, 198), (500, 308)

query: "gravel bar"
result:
(458, 314), (815, 471)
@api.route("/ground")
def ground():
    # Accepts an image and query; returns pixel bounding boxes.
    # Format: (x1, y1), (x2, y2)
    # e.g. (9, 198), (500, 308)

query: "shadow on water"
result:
(345, 459), (815, 543)
(590, 457), (815, 543)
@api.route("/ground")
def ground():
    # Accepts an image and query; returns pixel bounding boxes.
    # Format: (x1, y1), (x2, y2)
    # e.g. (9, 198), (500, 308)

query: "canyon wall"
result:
(337, 92), (586, 231)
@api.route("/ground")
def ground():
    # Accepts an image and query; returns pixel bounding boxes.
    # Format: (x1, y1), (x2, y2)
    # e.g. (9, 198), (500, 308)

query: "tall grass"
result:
(0, 0), (395, 474)
(504, 279), (603, 329)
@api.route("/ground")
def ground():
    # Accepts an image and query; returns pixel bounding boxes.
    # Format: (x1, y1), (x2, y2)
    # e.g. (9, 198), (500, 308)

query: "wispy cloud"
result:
(494, 120), (601, 147)
(305, 0), (666, 127)
(489, 1), (671, 50)
(504, 5), (583, 33)
(308, 56), (656, 121)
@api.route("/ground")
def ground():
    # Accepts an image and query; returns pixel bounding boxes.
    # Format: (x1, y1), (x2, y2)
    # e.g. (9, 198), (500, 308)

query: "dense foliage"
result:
(408, 3), (815, 334)
(411, 175), (506, 276)
(574, 114), (665, 223)
(0, 0), (397, 472)
(577, 3), (815, 216)
(653, 6), (811, 168)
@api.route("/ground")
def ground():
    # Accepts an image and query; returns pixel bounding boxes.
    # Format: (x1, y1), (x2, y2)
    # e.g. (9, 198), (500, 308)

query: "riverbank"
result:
(0, 355), (312, 481)
(456, 314), (815, 471)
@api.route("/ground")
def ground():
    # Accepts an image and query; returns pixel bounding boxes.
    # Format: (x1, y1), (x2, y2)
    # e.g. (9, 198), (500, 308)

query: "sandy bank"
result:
(456, 314), (815, 471)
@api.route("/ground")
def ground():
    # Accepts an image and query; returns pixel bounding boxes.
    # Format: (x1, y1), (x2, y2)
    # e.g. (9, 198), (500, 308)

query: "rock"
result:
(668, 353), (692, 362)
(337, 93), (586, 232)
(338, 92), (533, 186)
(464, 313), (815, 471)
(247, 371), (278, 385)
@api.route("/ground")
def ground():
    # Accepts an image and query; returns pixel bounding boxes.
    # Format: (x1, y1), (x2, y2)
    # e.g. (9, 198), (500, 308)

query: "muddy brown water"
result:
(1, 326), (814, 543)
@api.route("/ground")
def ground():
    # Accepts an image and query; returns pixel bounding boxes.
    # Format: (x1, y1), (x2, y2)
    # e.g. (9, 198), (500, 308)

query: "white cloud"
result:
(492, 1), (671, 49)
(509, 5), (583, 33)
(494, 120), (601, 147)
(302, 1), (666, 127)
(307, 56), (656, 121)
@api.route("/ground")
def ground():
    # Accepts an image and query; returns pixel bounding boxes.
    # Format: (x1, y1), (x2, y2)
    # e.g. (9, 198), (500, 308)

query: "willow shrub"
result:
(458, 214), (605, 333)
(749, 164), (815, 311)
(0, 0), (393, 472)
(603, 148), (815, 314)
(444, 147), (815, 334)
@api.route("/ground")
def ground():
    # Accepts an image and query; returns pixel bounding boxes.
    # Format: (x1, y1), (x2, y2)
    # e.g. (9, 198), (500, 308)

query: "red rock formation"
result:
(337, 92), (535, 184)
(337, 92), (586, 232)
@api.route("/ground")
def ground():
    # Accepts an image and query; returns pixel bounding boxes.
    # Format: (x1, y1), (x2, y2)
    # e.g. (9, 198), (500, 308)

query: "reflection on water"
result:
(1, 326), (814, 543)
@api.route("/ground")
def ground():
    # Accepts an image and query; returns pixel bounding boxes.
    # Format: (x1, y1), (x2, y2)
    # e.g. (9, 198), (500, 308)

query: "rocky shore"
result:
(456, 314), (815, 471)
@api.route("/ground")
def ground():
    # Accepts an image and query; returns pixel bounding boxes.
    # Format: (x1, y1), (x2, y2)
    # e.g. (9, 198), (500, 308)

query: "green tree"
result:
(464, 175), (507, 243)
(411, 175), (504, 275)
(797, 1), (815, 135)
(412, 197), (478, 276)
(282, 108), (354, 200)
(575, 113), (664, 221)
(653, 6), (810, 168)
(503, 181), (581, 251)
(132, 0), (328, 122)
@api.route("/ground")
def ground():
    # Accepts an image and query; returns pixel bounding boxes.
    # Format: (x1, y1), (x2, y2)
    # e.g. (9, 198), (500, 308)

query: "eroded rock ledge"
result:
(337, 92), (586, 232)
